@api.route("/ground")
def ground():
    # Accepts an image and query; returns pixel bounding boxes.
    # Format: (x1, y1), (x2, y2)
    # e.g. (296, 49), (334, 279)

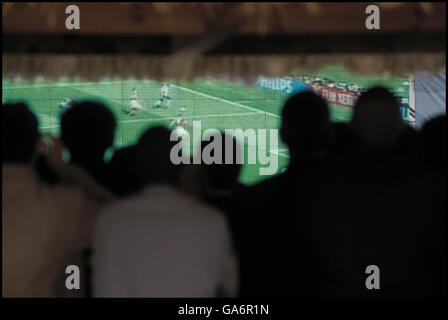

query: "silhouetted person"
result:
(93, 126), (238, 297)
(180, 132), (243, 211)
(59, 100), (116, 298)
(60, 101), (116, 189)
(233, 91), (333, 297)
(351, 87), (402, 147)
(416, 115), (446, 177)
(2, 102), (99, 297)
(201, 133), (243, 197)
(179, 133), (243, 262)
(108, 145), (142, 197)
(311, 87), (446, 297)
(135, 126), (183, 186)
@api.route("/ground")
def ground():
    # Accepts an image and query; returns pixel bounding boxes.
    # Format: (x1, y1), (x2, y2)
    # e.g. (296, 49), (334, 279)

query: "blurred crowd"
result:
(2, 86), (446, 297)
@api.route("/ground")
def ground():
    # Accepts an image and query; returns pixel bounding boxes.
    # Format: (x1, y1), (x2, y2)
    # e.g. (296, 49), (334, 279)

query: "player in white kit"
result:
(170, 107), (189, 140)
(59, 98), (77, 111)
(154, 83), (171, 109)
(126, 88), (144, 116)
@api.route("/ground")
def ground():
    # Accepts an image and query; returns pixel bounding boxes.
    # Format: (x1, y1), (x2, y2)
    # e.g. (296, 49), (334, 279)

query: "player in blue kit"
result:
(153, 83), (172, 109)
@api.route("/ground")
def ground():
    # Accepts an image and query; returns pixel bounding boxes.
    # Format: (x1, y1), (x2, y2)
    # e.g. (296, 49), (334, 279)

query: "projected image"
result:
(1, 65), (410, 185)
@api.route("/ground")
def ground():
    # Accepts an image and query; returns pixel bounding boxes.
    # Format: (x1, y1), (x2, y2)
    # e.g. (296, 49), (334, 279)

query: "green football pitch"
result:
(2, 78), (354, 185)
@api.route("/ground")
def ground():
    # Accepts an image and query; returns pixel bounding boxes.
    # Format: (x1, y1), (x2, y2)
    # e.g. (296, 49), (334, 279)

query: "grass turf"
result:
(2, 74), (407, 185)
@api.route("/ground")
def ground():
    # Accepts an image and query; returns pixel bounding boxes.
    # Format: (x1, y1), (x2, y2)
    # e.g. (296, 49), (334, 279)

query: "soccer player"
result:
(172, 121), (190, 142)
(169, 107), (187, 128)
(170, 107), (189, 140)
(59, 98), (77, 111)
(153, 83), (172, 109)
(126, 88), (144, 116)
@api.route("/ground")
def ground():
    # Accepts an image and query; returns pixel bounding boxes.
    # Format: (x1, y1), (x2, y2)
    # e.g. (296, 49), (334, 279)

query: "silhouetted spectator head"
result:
(2, 102), (39, 164)
(199, 132), (242, 191)
(280, 91), (331, 157)
(417, 115), (446, 175)
(60, 101), (116, 163)
(136, 126), (182, 186)
(352, 86), (401, 146)
(109, 145), (142, 197)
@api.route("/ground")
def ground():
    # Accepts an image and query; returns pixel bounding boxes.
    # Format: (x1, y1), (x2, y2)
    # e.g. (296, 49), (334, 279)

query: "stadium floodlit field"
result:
(2, 73), (408, 185)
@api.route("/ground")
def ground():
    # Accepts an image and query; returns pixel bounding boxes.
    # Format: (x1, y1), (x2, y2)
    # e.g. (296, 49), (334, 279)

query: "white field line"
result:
(271, 150), (289, 158)
(170, 84), (281, 119)
(168, 86), (289, 158)
(38, 111), (260, 129)
(4, 81), (280, 118)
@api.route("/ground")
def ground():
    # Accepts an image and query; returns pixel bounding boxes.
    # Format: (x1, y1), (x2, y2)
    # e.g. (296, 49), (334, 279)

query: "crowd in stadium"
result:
(2, 86), (446, 297)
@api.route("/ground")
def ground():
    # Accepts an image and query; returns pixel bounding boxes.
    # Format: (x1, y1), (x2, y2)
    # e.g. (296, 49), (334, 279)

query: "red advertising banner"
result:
(308, 84), (359, 108)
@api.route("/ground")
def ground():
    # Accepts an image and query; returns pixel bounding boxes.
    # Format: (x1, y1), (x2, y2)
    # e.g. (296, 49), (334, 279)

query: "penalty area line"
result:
(171, 84), (281, 119)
